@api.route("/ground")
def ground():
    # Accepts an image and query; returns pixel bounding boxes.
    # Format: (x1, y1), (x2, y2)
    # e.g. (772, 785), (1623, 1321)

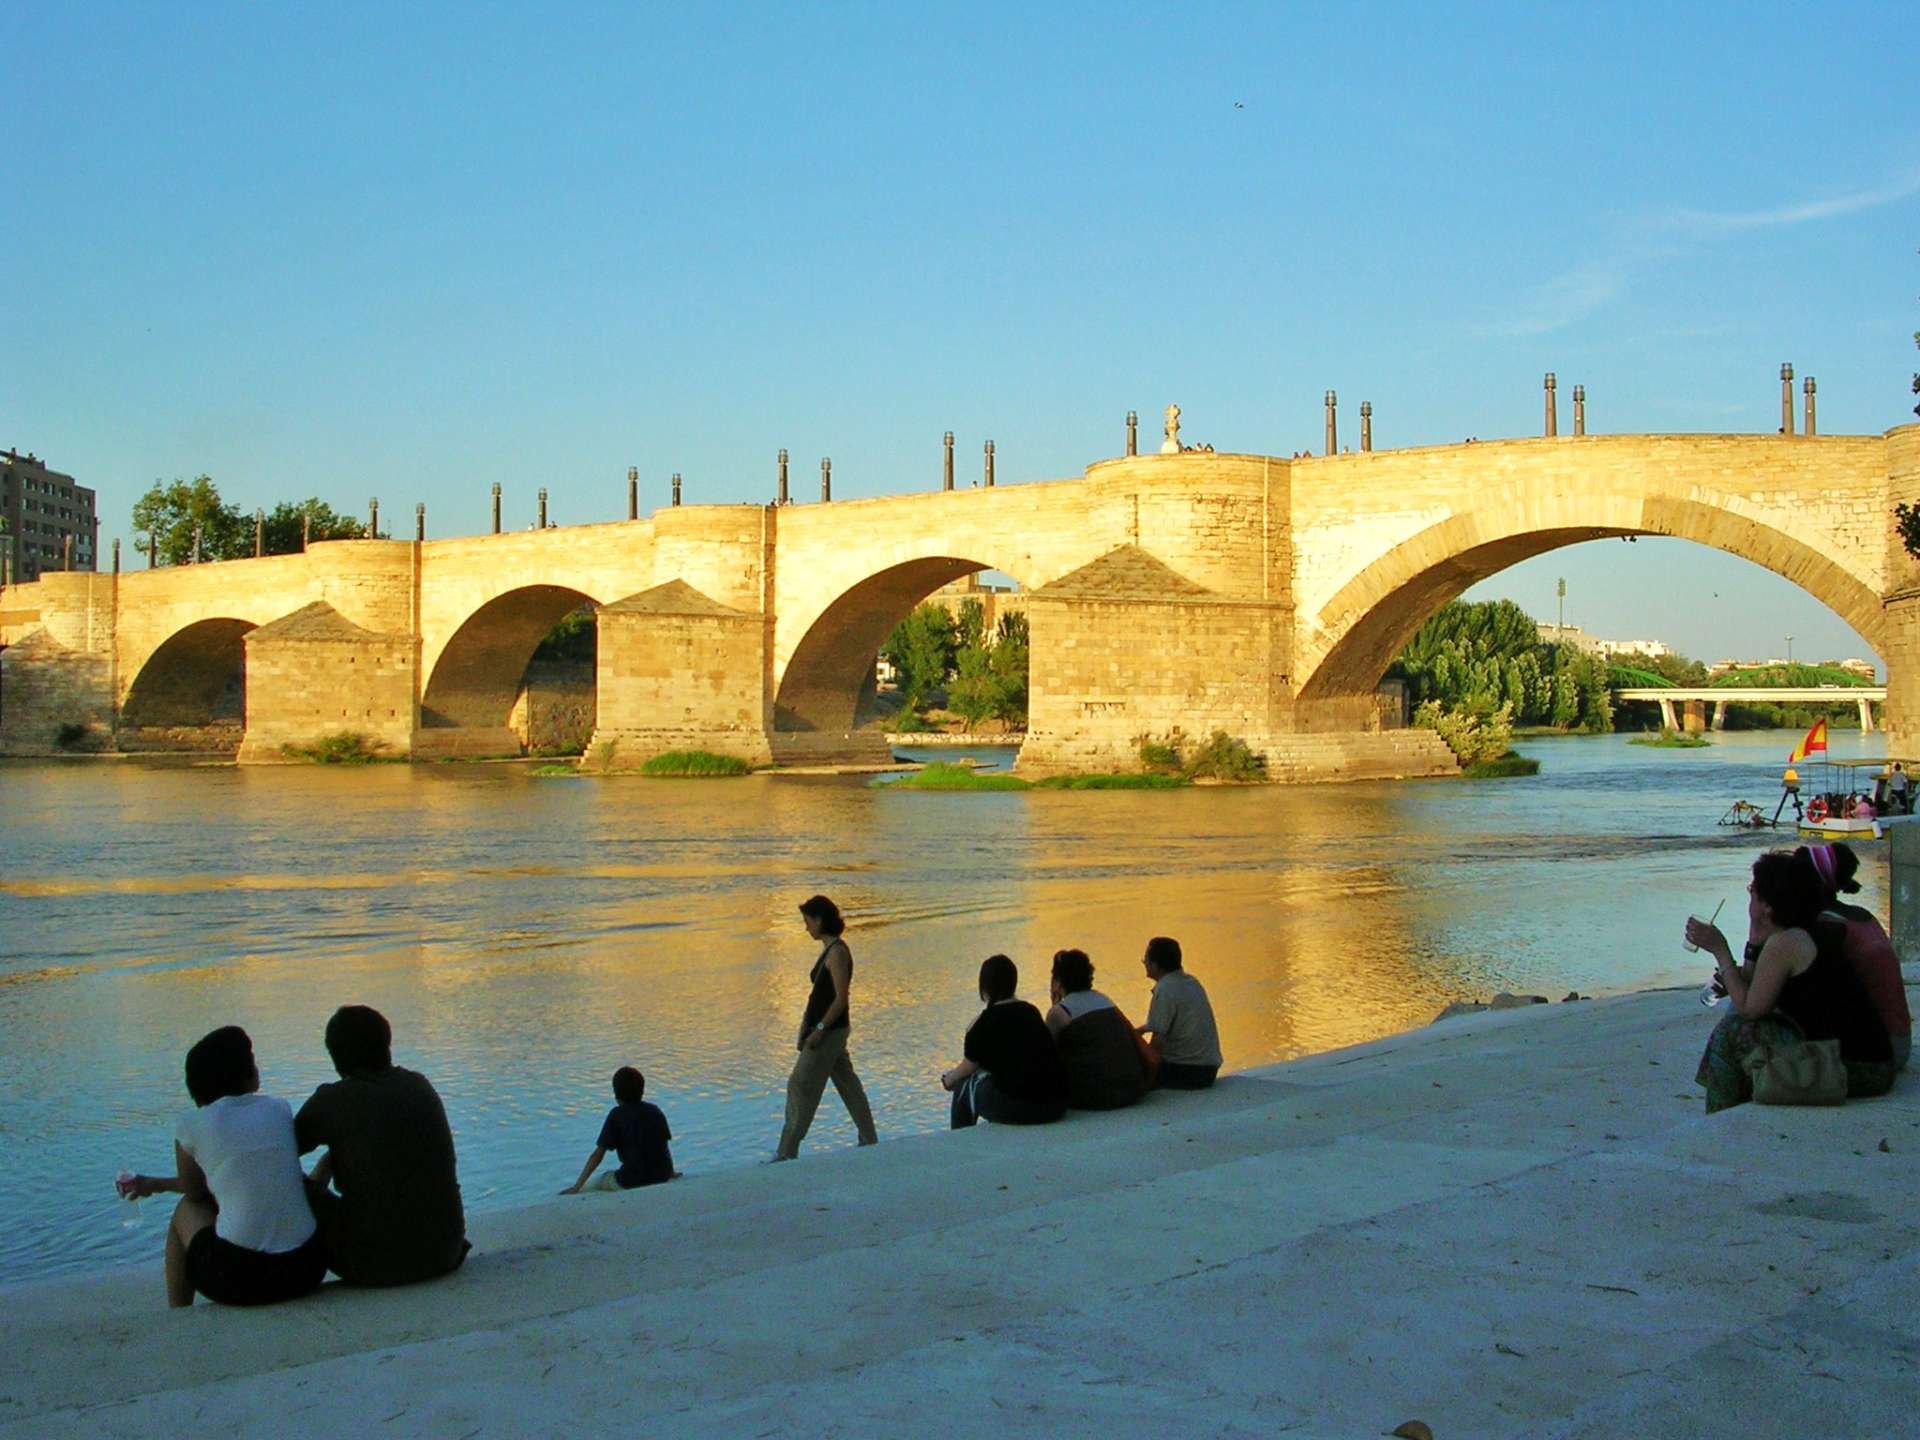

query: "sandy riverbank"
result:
(6, 982), (1916, 1438)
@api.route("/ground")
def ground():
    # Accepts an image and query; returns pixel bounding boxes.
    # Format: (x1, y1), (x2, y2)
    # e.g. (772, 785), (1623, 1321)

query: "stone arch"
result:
(1296, 494), (1887, 707)
(119, 617), (255, 750)
(420, 585), (602, 734)
(774, 557), (1023, 732)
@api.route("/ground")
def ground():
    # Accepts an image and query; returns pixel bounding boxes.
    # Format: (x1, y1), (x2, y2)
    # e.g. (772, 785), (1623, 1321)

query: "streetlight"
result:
(1786, 634), (1794, 666)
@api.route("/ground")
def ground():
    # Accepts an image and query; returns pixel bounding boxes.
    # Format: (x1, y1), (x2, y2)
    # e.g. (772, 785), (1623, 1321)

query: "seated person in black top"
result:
(942, 954), (1070, 1127)
(562, 1065), (679, 1193)
(1045, 948), (1155, 1110)
(296, 1005), (469, 1287)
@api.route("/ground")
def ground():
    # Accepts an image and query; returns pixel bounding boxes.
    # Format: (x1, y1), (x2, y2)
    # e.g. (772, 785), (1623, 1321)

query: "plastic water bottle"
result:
(116, 1170), (143, 1228)
(1698, 977), (1727, 1008)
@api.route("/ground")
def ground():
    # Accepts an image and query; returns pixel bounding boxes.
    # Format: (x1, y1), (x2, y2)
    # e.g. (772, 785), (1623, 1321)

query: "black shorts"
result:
(1158, 1060), (1219, 1090)
(186, 1228), (328, 1307)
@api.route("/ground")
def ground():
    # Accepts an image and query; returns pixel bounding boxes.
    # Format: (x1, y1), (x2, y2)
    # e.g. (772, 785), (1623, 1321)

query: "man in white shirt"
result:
(1137, 936), (1223, 1089)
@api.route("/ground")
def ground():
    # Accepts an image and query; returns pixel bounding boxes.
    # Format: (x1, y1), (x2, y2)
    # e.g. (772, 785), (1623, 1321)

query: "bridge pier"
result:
(1859, 697), (1875, 734)
(1712, 700), (1728, 732)
(1658, 697), (1679, 731)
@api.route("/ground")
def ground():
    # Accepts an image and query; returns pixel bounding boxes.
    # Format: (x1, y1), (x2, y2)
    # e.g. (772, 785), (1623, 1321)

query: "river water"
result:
(0, 729), (1891, 1287)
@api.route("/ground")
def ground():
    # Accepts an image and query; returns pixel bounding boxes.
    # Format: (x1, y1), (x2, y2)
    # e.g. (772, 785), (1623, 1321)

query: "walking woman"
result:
(773, 895), (879, 1160)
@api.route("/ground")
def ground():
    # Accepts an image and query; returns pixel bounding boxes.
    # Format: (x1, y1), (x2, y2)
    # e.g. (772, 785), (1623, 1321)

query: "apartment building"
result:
(1, 450), (97, 582)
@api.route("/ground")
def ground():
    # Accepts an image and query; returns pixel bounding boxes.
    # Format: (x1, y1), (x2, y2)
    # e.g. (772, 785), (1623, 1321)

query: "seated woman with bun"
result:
(941, 954), (1069, 1127)
(1045, 948), (1154, 1110)
(1803, 842), (1911, 1070)
(1689, 851), (1896, 1113)
(117, 1026), (326, 1307)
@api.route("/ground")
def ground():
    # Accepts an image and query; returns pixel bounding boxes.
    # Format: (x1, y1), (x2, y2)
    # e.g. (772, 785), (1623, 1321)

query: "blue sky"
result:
(4, 2), (1914, 668)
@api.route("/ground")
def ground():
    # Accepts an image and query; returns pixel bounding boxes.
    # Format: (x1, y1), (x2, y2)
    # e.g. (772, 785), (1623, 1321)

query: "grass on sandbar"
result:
(1628, 727), (1712, 749)
(1460, 754), (1542, 778)
(887, 762), (1031, 790)
(885, 764), (1193, 791)
(637, 749), (753, 777)
(1032, 772), (1189, 790)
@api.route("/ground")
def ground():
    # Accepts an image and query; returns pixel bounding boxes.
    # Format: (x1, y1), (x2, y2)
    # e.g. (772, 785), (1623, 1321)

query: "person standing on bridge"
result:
(772, 895), (879, 1161)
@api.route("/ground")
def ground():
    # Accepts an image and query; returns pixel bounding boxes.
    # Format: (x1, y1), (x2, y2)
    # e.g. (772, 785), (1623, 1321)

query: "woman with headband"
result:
(1800, 842), (1911, 1071)
(1687, 849), (1895, 1113)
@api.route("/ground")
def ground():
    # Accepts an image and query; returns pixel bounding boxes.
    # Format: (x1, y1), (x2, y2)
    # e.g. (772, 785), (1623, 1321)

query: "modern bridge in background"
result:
(1613, 687), (1888, 733)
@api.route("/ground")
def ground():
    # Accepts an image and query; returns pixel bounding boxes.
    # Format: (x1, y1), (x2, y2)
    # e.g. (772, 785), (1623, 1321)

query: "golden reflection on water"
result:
(0, 732), (1892, 1286)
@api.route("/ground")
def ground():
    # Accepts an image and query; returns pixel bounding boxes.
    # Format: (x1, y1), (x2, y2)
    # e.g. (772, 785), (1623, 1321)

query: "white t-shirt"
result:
(175, 1094), (317, 1255)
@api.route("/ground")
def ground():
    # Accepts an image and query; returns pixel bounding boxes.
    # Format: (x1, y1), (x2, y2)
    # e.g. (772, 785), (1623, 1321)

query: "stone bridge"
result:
(4, 423), (1918, 779)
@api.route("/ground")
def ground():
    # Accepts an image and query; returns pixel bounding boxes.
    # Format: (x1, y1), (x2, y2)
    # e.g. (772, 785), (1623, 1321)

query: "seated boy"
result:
(561, 1066), (677, 1194)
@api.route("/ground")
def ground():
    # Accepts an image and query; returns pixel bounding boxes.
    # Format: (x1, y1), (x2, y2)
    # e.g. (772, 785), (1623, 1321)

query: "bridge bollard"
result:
(943, 432), (954, 491)
(673, 472), (683, 506)
(778, 450), (790, 505)
(369, 497), (380, 539)
(984, 440), (995, 487)
(416, 502), (426, 542)
(628, 466), (639, 520)
(1544, 373), (1557, 436)
(1360, 401), (1373, 452)
(491, 482), (502, 534)
(192, 524), (203, 564)
(537, 487), (548, 529)
(1804, 377), (1816, 436)
(1126, 410), (1138, 457)
(819, 459), (829, 503)
(1573, 384), (1586, 436)
(254, 509), (264, 558)
(112, 538), (120, 575)
(1324, 391), (1337, 456)
(301, 511), (310, 552)
(63, 534), (73, 571)
(1780, 363), (1795, 435)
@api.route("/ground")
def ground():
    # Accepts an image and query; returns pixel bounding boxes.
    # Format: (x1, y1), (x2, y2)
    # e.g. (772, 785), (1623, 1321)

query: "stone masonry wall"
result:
(589, 606), (771, 769)
(238, 634), (417, 762)
(1020, 593), (1285, 772)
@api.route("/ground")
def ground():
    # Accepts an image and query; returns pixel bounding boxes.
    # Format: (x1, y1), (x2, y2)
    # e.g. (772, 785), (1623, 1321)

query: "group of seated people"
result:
(119, 1005), (470, 1308)
(939, 937), (1223, 1128)
(1689, 841), (1912, 1113)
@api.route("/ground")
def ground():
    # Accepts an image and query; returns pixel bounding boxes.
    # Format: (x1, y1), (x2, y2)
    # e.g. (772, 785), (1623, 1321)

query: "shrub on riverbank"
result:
(1181, 731), (1265, 782)
(637, 750), (752, 777)
(1414, 700), (1515, 765)
(1629, 727), (1711, 749)
(282, 732), (389, 764)
(1461, 755), (1542, 778)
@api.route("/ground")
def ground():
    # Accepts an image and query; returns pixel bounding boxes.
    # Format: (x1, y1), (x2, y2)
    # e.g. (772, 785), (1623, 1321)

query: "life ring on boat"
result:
(1806, 796), (1829, 824)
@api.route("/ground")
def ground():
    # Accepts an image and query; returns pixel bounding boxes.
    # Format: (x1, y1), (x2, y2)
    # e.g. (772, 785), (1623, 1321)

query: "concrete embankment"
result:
(6, 986), (1916, 1438)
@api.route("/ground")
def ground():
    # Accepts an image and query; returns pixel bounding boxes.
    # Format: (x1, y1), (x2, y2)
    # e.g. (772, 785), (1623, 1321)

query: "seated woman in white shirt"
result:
(118, 1026), (326, 1307)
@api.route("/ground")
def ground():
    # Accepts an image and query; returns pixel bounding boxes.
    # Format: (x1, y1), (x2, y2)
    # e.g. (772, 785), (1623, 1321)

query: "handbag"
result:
(1747, 1036), (1847, 1105)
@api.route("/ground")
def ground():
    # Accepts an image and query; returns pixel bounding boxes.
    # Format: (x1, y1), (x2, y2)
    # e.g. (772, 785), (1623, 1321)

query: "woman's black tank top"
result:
(1777, 923), (1891, 1063)
(802, 940), (851, 1032)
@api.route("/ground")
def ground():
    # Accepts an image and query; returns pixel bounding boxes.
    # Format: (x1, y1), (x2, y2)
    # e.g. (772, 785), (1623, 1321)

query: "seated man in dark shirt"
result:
(296, 1005), (468, 1287)
(562, 1065), (677, 1192)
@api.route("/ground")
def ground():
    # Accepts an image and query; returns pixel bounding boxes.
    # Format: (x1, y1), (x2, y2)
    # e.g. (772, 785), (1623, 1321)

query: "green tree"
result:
(989, 611), (1030, 724)
(132, 476), (247, 565)
(260, 498), (367, 555)
(946, 644), (999, 731)
(955, 597), (986, 653)
(881, 602), (957, 710)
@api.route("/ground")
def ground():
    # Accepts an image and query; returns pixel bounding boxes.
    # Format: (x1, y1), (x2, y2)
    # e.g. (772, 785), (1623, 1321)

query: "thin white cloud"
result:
(1486, 169), (1920, 337)
(1669, 172), (1920, 234)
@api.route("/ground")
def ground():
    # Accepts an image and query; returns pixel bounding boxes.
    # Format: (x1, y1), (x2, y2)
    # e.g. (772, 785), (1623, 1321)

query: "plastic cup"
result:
(1682, 915), (1709, 953)
(116, 1170), (142, 1227)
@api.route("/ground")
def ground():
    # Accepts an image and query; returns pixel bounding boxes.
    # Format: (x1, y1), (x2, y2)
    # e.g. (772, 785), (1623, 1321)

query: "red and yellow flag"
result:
(1788, 718), (1828, 764)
